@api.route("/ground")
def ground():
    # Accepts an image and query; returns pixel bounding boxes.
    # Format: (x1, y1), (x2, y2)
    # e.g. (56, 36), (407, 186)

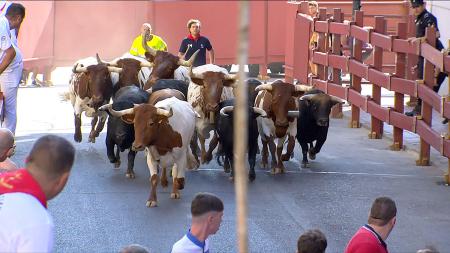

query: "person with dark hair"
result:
(178, 19), (214, 67)
(171, 192), (224, 253)
(344, 197), (397, 253)
(0, 135), (75, 252)
(297, 229), (327, 253)
(0, 3), (25, 134)
(119, 244), (150, 253)
(0, 127), (16, 171)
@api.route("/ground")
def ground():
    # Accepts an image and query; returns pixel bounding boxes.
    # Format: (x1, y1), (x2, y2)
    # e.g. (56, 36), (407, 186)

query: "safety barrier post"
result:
(316, 8), (328, 81)
(369, 16), (386, 139)
(330, 8), (344, 118)
(446, 39), (450, 184)
(391, 22), (407, 151)
(350, 11), (364, 128)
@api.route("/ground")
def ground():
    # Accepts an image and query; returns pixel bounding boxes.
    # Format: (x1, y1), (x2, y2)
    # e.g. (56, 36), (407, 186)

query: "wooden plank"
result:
(367, 101), (390, 123)
(390, 110), (414, 132)
(314, 20), (328, 33)
(350, 25), (371, 43)
(327, 82), (347, 100)
(444, 55), (450, 73)
(328, 54), (348, 71)
(329, 22), (349, 35)
(418, 84), (442, 114)
(392, 38), (420, 55)
(443, 101), (450, 120)
(416, 120), (442, 152)
(421, 42), (444, 70)
(312, 51), (328, 66)
(348, 89), (367, 112)
(312, 78), (327, 92)
(370, 32), (393, 51)
(368, 68), (391, 90)
(348, 59), (368, 79)
(443, 139), (450, 158)
(390, 77), (416, 97)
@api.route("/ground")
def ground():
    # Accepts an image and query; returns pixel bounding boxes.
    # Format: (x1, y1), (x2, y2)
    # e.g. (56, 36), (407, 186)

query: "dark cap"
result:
(410, 0), (424, 8)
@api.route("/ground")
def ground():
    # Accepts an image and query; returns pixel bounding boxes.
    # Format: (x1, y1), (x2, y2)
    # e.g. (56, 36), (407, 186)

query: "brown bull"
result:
(69, 57), (122, 143)
(254, 80), (312, 173)
(108, 57), (153, 92)
(142, 38), (198, 89)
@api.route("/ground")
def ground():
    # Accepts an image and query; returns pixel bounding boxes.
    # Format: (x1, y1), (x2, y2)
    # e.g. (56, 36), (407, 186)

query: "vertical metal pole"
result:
(234, 1), (249, 253)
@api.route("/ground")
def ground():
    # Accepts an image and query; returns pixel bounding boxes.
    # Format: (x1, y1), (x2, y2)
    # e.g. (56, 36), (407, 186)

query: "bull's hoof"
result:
(301, 161), (309, 168)
(114, 161), (121, 168)
(146, 200), (157, 207)
(177, 178), (185, 190)
(205, 152), (213, 164)
(272, 167), (285, 174)
(88, 137), (96, 143)
(308, 149), (316, 160)
(170, 192), (181, 199)
(261, 161), (268, 169)
(161, 178), (169, 188)
(74, 134), (82, 143)
(125, 172), (135, 179)
(249, 173), (256, 182)
(224, 162), (231, 173)
(281, 154), (291, 161)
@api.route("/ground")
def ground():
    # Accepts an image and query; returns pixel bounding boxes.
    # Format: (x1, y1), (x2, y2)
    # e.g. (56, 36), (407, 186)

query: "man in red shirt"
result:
(345, 197), (397, 253)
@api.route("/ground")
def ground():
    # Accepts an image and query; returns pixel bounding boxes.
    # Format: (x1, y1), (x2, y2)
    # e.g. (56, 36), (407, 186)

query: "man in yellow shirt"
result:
(129, 23), (167, 58)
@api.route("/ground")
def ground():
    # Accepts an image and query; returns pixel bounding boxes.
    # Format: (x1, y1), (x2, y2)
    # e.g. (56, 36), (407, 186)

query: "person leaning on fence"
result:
(297, 229), (327, 253)
(0, 3), (25, 135)
(0, 135), (75, 252)
(344, 197), (397, 253)
(405, 0), (447, 118)
(129, 23), (167, 59)
(178, 19), (214, 67)
(0, 127), (16, 172)
(171, 192), (224, 253)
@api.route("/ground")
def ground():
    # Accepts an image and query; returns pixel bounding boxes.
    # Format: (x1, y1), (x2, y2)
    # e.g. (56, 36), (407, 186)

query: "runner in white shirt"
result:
(171, 193), (224, 253)
(0, 3), (24, 134)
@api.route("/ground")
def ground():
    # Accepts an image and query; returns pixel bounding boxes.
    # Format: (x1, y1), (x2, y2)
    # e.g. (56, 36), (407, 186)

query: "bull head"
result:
(298, 93), (345, 126)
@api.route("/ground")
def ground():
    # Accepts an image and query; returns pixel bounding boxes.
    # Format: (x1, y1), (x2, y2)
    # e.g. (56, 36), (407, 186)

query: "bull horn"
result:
(96, 53), (106, 64)
(287, 110), (299, 118)
(107, 66), (123, 73)
(145, 87), (153, 94)
(252, 107), (267, 117)
(330, 95), (345, 104)
(299, 94), (316, 101)
(178, 49), (200, 67)
(140, 61), (154, 68)
(295, 84), (313, 92)
(189, 65), (203, 80)
(156, 107), (173, 117)
(255, 83), (273, 92)
(98, 104), (112, 112)
(108, 107), (135, 117)
(225, 73), (237, 80)
(142, 38), (157, 56)
(107, 58), (120, 67)
(75, 64), (88, 73)
(220, 106), (234, 117)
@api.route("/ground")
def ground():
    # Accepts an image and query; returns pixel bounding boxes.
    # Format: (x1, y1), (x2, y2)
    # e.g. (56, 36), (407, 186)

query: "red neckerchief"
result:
(0, 169), (47, 208)
(188, 33), (201, 41)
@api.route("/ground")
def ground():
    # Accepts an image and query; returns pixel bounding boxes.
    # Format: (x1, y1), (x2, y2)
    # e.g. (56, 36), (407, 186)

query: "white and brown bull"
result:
(187, 64), (236, 164)
(67, 55), (122, 143)
(254, 80), (313, 173)
(105, 97), (197, 207)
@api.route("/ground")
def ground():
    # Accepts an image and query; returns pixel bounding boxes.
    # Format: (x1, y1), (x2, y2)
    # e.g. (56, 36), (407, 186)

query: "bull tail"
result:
(186, 146), (199, 170)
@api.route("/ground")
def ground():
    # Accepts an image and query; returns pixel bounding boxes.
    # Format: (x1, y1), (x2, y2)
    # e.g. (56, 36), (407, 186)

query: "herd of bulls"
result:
(63, 39), (344, 207)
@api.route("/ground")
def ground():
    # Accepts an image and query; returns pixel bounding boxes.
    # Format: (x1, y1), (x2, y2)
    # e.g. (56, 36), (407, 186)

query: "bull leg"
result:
(190, 130), (200, 165)
(126, 150), (136, 179)
(74, 113), (82, 142)
(114, 145), (121, 169)
(281, 135), (296, 161)
(248, 140), (258, 182)
(205, 132), (219, 163)
(94, 113), (107, 138)
(171, 164), (182, 199)
(299, 141), (309, 168)
(199, 135), (208, 164)
(224, 156), (231, 173)
(268, 137), (277, 171)
(310, 135), (327, 160)
(88, 115), (99, 143)
(106, 138), (117, 165)
(261, 137), (269, 168)
(274, 136), (287, 174)
(228, 155), (234, 181)
(161, 167), (168, 188)
(146, 152), (159, 207)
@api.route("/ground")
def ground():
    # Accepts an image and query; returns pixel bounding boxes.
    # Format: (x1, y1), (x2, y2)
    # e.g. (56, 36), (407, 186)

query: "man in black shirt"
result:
(178, 19), (215, 67)
(406, 0), (447, 117)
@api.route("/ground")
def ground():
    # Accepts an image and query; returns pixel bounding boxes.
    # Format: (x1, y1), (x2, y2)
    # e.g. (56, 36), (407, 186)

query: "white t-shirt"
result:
(0, 15), (22, 74)
(171, 231), (210, 253)
(0, 192), (54, 252)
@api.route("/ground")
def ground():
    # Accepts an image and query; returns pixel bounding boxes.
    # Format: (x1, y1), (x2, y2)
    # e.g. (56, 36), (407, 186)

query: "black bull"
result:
(288, 90), (344, 168)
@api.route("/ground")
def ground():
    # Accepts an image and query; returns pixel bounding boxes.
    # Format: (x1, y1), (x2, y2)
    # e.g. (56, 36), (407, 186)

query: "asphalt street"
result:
(11, 82), (450, 253)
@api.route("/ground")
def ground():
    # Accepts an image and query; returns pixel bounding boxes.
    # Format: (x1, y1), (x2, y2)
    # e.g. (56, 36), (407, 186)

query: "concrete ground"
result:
(10, 72), (450, 253)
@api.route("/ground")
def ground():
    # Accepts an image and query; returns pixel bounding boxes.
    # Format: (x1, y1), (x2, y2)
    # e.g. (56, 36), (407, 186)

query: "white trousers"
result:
(0, 65), (23, 134)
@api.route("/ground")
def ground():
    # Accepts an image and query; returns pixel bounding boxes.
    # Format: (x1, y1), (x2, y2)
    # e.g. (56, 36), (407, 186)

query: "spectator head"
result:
(119, 244), (150, 253)
(5, 3), (25, 29)
(410, 0), (425, 16)
(368, 196), (397, 239)
(0, 128), (15, 162)
(26, 135), (75, 200)
(191, 192), (224, 235)
(308, 1), (318, 17)
(297, 229), (327, 253)
(187, 19), (201, 36)
(417, 246), (439, 253)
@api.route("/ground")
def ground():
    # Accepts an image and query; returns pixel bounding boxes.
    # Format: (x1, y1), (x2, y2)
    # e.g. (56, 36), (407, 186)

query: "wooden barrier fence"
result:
(287, 2), (450, 183)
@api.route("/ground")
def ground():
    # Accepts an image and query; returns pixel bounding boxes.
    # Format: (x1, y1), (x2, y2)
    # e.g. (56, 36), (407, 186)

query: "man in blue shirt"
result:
(178, 19), (214, 67)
